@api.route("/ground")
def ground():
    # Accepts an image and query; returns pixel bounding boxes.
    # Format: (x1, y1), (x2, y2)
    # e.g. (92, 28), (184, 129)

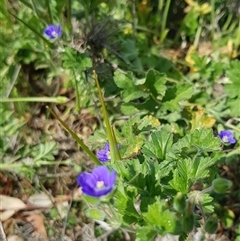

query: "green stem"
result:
(131, 0), (137, 40)
(67, 0), (72, 33)
(210, 0), (215, 40)
(207, 109), (240, 133)
(93, 71), (121, 162)
(45, 0), (53, 23)
(0, 160), (72, 170)
(8, 11), (50, 45)
(0, 97), (69, 103)
(200, 186), (213, 194)
(193, 17), (203, 48)
(160, 0), (171, 42)
(72, 69), (81, 112)
(30, 0), (38, 17)
(47, 106), (102, 166)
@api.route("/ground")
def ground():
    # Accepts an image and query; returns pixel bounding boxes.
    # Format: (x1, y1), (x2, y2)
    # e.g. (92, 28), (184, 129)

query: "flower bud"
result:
(204, 217), (218, 234)
(173, 192), (186, 213)
(212, 178), (232, 193)
(182, 213), (194, 233)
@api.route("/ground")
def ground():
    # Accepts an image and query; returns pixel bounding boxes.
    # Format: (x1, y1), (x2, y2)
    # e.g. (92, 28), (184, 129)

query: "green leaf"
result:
(201, 193), (214, 213)
(143, 69), (167, 97)
(191, 157), (216, 179)
(62, 49), (92, 70)
(143, 201), (164, 227)
(188, 191), (214, 213)
(114, 183), (140, 223)
(114, 116), (160, 159)
(162, 84), (193, 111)
(142, 200), (177, 233)
(142, 130), (173, 160)
(136, 227), (157, 241)
(114, 70), (147, 102)
(85, 209), (105, 221)
(227, 98), (240, 117)
(169, 167), (189, 194)
(225, 60), (240, 98)
(128, 161), (157, 193)
(138, 115), (160, 131)
(31, 142), (58, 163)
(114, 69), (167, 106)
(171, 128), (221, 154)
(120, 103), (141, 115)
(169, 156), (218, 193)
(155, 160), (175, 180)
(83, 195), (100, 206)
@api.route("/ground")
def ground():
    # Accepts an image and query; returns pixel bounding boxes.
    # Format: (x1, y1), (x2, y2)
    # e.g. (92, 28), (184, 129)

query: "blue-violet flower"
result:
(77, 166), (117, 197)
(44, 24), (62, 39)
(97, 142), (111, 162)
(218, 130), (236, 144)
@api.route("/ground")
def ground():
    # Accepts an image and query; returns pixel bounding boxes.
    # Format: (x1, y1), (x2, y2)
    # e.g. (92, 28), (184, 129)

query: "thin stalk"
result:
(207, 109), (240, 133)
(210, 0), (215, 40)
(111, 126), (121, 160)
(8, 11), (50, 45)
(47, 106), (102, 166)
(18, 0), (32, 9)
(45, 0), (53, 23)
(66, 0), (72, 33)
(158, 0), (163, 11)
(93, 71), (119, 163)
(193, 17), (203, 48)
(131, 0), (137, 40)
(160, 0), (171, 42)
(30, 0), (38, 17)
(0, 96), (69, 103)
(200, 186), (213, 194)
(72, 69), (81, 112)
(0, 160), (73, 171)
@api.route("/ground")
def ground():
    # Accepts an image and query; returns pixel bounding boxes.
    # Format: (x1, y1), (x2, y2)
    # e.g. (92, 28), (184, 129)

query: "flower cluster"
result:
(97, 142), (120, 162)
(44, 24), (62, 39)
(77, 166), (117, 197)
(218, 130), (236, 145)
(97, 142), (111, 162)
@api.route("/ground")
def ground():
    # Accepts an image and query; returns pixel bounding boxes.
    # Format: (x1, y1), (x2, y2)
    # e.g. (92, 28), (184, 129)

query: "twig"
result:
(0, 221), (7, 241)
(38, 172), (73, 178)
(61, 190), (75, 241)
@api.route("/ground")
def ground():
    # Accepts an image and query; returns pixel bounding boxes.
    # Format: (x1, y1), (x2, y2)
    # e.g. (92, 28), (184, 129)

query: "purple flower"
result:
(44, 24), (62, 39)
(218, 130), (236, 144)
(77, 166), (117, 197)
(97, 142), (111, 162)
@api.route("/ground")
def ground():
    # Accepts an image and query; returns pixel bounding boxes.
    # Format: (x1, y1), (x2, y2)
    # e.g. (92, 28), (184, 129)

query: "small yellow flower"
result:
(138, 0), (152, 14)
(199, 3), (212, 15)
(124, 27), (133, 35)
(185, 45), (198, 73)
(185, 0), (212, 15)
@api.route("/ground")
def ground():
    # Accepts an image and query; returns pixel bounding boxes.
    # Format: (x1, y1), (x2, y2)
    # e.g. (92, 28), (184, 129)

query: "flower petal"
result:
(77, 166), (117, 197)
(218, 130), (236, 144)
(104, 142), (110, 151)
(92, 166), (109, 180)
(44, 24), (62, 39)
(97, 149), (110, 162)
